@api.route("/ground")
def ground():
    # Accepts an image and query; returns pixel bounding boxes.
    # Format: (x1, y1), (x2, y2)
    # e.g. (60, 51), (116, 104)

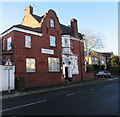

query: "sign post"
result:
(8, 69), (10, 93)
(4, 59), (13, 93)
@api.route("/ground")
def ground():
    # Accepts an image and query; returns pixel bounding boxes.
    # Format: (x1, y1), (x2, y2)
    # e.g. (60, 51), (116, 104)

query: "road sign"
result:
(4, 59), (13, 93)
(5, 59), (12, 66)
(4, 66), (13, 70)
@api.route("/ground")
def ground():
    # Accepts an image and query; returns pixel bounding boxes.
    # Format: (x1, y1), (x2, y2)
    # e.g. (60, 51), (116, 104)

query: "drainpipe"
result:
(79, 40), (83, 81)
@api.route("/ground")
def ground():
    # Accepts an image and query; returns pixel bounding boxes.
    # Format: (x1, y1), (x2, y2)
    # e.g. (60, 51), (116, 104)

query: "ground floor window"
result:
(48, 57), (60, 72)
(26, 58), (36, 72)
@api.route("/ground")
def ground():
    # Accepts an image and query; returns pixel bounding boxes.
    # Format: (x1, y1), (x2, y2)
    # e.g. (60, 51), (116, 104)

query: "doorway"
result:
(65, 67), (68, 80)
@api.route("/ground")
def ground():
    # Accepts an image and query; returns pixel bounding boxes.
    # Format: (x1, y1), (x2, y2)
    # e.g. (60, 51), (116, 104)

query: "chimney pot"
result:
(25, 5), (33, 15)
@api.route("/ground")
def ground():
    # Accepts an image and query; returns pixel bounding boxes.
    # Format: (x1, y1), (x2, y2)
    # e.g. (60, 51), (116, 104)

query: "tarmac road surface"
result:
(1, 77), (119, 116)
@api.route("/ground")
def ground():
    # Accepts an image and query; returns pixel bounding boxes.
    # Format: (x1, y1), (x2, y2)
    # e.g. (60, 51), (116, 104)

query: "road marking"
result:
(103, 84), (118, 88)
(0, 99), (47, 113)
(108, 84), (118, 87)
(114, 78), (118, 80)
(66, 93), (75, 96)
(76, 91), (83, 94)
(66, 88), (95, 96)
(108, 79), (113, 81)
(89, 88), (95, 91)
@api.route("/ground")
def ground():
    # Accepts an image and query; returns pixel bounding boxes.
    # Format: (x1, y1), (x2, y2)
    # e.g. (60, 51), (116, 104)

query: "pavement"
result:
(0, 76), (119, 100)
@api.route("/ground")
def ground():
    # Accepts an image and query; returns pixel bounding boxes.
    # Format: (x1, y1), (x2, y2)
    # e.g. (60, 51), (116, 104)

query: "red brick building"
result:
(1, 5), (86, 88)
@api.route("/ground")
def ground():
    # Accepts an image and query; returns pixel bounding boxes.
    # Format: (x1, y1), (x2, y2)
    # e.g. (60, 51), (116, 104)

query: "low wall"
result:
(84, 72), (94, 80)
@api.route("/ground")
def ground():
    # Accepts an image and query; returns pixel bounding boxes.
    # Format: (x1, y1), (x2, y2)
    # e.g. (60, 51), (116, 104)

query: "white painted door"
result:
(0, 65), (15, 92)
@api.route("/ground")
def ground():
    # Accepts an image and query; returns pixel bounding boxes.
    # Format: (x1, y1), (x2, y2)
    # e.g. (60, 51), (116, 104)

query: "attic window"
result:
(50, 18), (54, 28)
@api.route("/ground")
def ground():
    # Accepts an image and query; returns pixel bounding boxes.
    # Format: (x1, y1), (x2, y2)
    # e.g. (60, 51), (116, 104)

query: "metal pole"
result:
(8, 69), (10, 93)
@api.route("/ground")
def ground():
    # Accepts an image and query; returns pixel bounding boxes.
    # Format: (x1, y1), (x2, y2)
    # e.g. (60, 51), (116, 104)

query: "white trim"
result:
(1, 27), (43, 37)
(62, 35), (83, 42)
(70, 36), (80, 41)
(62, 35), (70, 38)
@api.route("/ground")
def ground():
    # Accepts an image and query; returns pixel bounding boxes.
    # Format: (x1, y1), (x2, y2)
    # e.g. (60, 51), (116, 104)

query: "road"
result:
(1, 77), (119, 116)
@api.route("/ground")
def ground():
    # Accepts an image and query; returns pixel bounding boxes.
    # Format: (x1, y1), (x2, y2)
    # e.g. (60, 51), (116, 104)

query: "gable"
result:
(21, 14), (40, 28)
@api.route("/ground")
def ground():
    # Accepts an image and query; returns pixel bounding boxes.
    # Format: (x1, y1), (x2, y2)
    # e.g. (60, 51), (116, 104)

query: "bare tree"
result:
(81, 30), (104, 64)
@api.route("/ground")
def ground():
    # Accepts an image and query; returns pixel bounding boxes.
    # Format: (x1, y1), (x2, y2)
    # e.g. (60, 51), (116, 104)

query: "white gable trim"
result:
(1, 27), (43, 37)
(62, 35), (82, 42)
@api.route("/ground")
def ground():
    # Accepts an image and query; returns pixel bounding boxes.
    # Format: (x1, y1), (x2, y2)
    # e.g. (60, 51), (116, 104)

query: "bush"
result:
(100, 65), (105, 70)
(92, 64), (100, 70)
(86, 64), (94, 72)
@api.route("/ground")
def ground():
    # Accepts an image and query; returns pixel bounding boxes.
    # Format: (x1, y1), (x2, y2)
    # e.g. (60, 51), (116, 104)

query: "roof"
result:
(1, 12), (84, 39)
(32, 14), (44, 23)
(14, 24), (42, 33)
(60, 24), (74, 36)
(89, 50), (113, 57)
(60, 24), (83, 39)
(101, 52), (113, 57)
(29, 12), (84, 39)
(1, 24), (42, 35)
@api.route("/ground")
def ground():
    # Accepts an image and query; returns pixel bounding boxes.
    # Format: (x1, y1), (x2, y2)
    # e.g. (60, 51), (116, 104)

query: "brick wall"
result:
(2, 9), (86, 88)
(84, 72), (94, 80)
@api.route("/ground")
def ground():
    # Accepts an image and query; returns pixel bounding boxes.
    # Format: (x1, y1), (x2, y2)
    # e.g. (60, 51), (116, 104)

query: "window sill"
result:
(50, 46), (56, 48)
(49, 70), (60, 72)
(25, 47), (32, 49)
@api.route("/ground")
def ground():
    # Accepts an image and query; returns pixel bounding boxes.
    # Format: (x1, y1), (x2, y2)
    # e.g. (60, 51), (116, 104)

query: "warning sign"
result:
(4, 59), (13, 70)
(5, 59), (12, 66)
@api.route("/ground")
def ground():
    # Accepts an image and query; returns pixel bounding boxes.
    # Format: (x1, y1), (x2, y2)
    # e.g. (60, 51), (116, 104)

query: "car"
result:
(96, 71), (111, 78)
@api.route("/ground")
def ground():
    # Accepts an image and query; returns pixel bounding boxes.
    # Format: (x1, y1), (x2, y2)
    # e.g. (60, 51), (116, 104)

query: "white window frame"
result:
(25, 35), (31, 48)
(26, 58), (36, 72)
(71, 57), (79, 74)
(7, 37), (12, 50)
(48, 57), (60, 72)
(62, 37), (70, 48)
(71, 41), (74, 49)
(50, 18), (55, 28)
(101, 60), (105, 64)
(3, 39), (5, 50)
(50, 36), (56, 47)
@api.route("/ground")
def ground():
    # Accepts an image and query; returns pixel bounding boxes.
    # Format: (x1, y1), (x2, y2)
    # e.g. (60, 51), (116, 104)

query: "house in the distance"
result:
(85, 50), (113, 68)
(1, 5), (93, 89)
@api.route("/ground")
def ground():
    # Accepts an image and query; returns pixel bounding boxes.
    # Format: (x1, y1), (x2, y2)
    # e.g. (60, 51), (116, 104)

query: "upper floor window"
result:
(50, 36), (56, 47)
(7, 37), (12, 50)
(64, 38), (70, 47)
(62, 36), (70, 48)
(3, 39), (5, 50)
(25, 35), (31, 48)
(50, 18), (55, 28)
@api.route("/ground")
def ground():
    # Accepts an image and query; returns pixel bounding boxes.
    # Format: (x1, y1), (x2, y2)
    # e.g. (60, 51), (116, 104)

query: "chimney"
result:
(25, 5), (33, 15)
(70, 18), (78, 37)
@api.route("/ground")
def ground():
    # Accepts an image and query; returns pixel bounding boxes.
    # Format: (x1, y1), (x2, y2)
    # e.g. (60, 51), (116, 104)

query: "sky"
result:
(0, 2), (118, 55)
